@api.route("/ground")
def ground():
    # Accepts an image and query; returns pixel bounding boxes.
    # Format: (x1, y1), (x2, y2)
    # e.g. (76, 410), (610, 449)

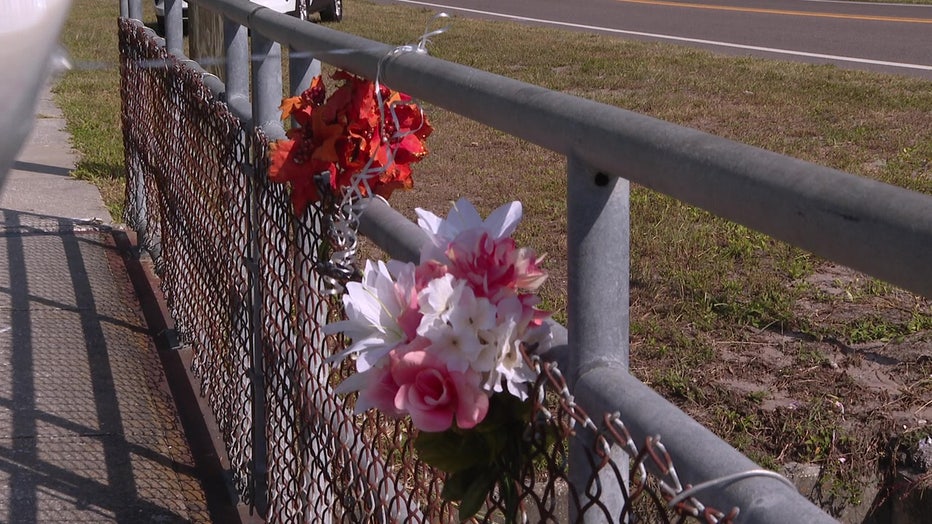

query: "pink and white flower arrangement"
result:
(325, 198), (551, 432)
(325, 198), (553, 521)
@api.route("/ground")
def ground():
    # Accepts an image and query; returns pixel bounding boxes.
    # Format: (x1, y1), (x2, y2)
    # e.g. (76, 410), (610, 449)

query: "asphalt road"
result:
(386, 0), (932, 79)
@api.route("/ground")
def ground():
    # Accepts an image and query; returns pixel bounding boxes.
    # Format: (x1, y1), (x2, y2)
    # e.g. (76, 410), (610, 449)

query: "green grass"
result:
(844, 310), (932, 343)
(56, 0), (128, 218)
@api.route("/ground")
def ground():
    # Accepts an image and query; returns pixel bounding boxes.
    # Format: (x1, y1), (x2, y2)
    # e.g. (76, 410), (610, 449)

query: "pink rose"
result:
(351, 336), (430, 418)
(355, 364), (404, 418)
(391, 343), (489, 432)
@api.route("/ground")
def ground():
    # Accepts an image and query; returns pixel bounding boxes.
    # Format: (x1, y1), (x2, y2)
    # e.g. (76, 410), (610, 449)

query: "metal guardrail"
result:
(120, 0), (932, 522)
(197, 0), (932, 300)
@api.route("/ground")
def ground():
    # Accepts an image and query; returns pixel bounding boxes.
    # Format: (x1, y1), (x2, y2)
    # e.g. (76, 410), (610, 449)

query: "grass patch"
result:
(59, 0), (932, 517)
(56, 0), (131, 218)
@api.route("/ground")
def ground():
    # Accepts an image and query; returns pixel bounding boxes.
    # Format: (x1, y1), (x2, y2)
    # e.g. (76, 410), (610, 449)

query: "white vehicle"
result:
(154, 0), (342, 32)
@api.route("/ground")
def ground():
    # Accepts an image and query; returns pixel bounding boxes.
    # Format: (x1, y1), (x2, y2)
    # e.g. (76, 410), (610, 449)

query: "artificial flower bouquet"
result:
(268, 71), (432, 214)
(325, 198), (553, 522)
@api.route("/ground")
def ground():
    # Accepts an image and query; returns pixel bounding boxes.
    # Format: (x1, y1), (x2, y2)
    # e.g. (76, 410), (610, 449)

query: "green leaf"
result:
(415, 430), (492, 473)
(499, 474), (520, 522)
(458, 468), (498, 523)
(440, 469), (472, 502)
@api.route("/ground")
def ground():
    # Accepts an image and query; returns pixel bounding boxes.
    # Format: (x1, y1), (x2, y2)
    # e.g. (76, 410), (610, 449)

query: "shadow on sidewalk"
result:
(0, 208), (212, 523)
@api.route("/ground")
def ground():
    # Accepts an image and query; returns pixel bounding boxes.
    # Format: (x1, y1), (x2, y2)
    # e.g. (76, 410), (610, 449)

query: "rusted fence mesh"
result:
(119, 18), (736, 523)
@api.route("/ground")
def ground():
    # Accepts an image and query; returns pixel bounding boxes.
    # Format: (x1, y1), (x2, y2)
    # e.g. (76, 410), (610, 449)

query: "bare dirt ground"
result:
(629, 261), (931, 521)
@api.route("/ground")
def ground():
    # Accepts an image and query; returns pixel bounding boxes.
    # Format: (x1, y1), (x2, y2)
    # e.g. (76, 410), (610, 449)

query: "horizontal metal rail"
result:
(198, 0), (932, 299)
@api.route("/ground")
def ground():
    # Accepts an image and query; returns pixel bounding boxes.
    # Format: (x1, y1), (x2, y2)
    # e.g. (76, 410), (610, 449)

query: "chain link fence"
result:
(120, 18), (739, 523)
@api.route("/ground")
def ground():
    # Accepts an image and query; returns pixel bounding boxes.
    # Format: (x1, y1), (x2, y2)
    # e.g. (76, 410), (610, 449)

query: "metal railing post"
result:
(251, 33), (284, 138)
(248, 32), (283, 519)
(289, 48), (320, 97)
(130, 168), (151, 259)
(224, 19), (251, 122)
(288, 41), (328, 523)
(121, 19), (151, 261)
(164, 0), (184, 55)
(127, 0), (141, 20)
(247, 179), (269, 516)
(566, 155), (631, 522)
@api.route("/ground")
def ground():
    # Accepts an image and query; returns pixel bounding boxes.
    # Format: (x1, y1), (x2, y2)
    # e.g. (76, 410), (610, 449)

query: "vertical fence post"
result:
(252, 34), (284, 137)
(164, 0), (184, 55)
(248, 32), (283, 518)
(289, 48), (320, 99)
(288, 45), (330, 523)
(566, 155), (631, 522)
(223, 13), (256, 506)
(127, 0), (141, 20)
(223, 19), (250, 122)
(246, 171), (268, 516)
(131, 166), (151, 259)
(122, 11), (150, 260)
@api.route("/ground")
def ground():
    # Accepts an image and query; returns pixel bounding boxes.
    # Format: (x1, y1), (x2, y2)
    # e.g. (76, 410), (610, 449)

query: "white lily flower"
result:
(324, 260), (410, 371)
(417, 273), (458, 322)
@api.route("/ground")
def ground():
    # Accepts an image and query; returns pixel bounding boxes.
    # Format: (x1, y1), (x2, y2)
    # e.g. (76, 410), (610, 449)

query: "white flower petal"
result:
(321, 318), (367, 338)
(342, 281), (381, 324)
(446, 198), (482, 230)
(325, 260), (408, 370)
(415, 207), (444, 236)
(334, 368), (371, 395)
(484, 201), (523, 239)
(326, 335), (392, 367)
(418, 274), (457, 319)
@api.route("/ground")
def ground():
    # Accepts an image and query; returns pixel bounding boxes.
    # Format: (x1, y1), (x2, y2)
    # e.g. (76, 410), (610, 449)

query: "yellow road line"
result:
(617, 0), (932, 24)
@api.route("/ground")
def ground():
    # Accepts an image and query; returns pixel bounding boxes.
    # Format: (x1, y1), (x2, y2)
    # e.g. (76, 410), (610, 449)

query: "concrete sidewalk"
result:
(0, 86), (216, 522)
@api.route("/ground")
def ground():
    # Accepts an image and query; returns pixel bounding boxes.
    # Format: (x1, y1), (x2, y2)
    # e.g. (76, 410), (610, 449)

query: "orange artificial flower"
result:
(267, 71), (432, 215)
(278, 96), (302, 121)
